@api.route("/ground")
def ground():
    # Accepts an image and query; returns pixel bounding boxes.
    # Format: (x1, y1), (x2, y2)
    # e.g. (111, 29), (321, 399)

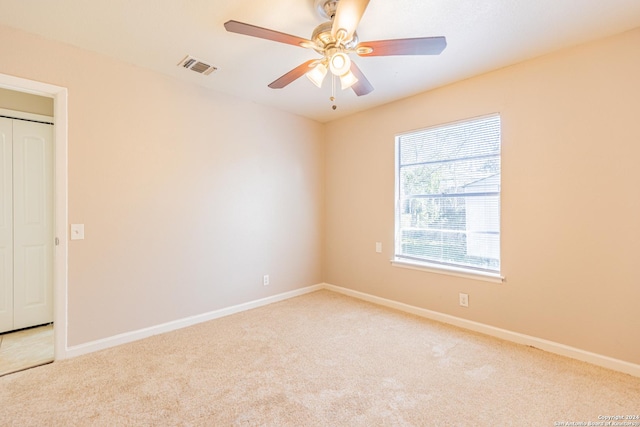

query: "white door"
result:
(0, 118), (13, 332)
(12, 119), (53, 330)
(0, 117), (53, 333)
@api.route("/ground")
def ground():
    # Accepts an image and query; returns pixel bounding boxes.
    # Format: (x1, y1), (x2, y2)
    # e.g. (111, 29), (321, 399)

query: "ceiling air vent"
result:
(177, 55), (217, 76)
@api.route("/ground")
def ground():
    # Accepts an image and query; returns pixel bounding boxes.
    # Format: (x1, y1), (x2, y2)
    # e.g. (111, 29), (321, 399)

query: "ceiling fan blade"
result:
(357, 37), (447, 56)
(331, 0), (370, 43)
(350, 61), (374, 96)
(268, 60), (317, 89)
(224, 20), (313, 48)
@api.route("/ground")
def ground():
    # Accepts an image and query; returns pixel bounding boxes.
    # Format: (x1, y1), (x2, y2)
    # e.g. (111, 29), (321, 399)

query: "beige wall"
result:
(0, 25), (324, 346)
(0, 87), (53, 116)
(324, 28), (640, 365)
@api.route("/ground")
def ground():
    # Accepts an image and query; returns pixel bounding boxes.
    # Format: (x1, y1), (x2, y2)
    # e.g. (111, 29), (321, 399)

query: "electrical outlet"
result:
(375, 242), (382, 253)
(263, 275), (270, 286)
(459, 293), (469, 307)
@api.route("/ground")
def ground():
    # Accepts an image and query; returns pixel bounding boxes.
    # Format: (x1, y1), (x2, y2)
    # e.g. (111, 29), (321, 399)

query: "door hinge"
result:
(55, 237), (59, 246)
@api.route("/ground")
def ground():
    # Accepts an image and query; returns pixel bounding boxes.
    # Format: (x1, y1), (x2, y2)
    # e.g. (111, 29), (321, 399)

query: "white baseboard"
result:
(322, 283), (640, 378)
(63, 284), (323, 359)
(61, 282), (640, 378)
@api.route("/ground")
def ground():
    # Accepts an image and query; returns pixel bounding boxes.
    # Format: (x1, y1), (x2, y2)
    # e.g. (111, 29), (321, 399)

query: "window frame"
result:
(392, 114), (504, 283)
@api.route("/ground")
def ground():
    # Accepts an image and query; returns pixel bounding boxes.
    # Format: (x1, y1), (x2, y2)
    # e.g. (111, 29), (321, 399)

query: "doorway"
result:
(0, 74), (68, 373)
(0, 107), (54, 376)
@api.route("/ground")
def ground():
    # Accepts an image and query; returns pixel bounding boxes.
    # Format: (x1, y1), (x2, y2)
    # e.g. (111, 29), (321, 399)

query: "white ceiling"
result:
(1, 0), (640, 123)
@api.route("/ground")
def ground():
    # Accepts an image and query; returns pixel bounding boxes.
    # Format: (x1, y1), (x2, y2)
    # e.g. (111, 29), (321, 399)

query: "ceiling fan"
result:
(224, 0), (446, 103)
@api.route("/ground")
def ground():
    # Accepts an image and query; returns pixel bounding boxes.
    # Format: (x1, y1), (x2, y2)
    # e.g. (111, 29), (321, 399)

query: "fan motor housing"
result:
(310, 21), (359, 52)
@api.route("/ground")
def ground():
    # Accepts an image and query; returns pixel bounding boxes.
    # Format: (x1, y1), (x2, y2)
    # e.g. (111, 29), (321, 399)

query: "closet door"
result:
(12, 119), (53, 330)
(0, 118), (13, 333)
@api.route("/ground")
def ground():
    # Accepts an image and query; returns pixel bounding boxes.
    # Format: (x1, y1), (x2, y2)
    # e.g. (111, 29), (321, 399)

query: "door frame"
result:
(0, 73), (68, 360)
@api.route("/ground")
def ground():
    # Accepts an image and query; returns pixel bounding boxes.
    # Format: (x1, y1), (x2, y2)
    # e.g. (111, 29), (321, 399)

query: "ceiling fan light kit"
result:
(224, 0), (447, 108)
(306, 62), (328, 87)
(329, 52), (350, 75)
(339, 69), (359, 90)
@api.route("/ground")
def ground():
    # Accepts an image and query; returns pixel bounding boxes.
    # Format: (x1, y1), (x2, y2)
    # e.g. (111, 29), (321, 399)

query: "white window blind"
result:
(395, 114), (501, 274)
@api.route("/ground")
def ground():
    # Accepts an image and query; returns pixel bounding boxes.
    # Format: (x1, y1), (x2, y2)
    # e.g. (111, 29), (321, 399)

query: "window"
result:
(394, 114), (501, 278)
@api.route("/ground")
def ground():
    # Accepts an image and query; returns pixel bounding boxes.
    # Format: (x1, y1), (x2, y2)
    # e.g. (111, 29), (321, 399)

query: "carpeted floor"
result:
(1, 290), (638, 426)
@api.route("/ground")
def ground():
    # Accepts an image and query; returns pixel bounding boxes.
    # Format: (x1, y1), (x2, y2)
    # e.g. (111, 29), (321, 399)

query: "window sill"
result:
(391, 259), (504, 284)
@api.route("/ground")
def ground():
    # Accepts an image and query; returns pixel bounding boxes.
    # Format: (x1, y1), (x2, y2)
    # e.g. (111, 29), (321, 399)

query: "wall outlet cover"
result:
(459, 293), (469, 307)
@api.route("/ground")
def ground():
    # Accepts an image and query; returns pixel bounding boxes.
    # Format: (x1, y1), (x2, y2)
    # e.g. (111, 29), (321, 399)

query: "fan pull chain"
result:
(330, 74), (337, 110)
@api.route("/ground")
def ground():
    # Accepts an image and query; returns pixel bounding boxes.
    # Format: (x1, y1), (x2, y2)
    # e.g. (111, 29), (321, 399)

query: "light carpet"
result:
(1, 290), (638, 426)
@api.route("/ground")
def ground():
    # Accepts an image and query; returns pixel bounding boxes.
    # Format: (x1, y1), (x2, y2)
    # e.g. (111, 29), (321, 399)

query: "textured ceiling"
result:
(1, 0), (640, 122)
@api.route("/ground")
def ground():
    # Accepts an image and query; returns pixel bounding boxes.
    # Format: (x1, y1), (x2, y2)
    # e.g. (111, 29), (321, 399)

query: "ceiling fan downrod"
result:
(315, 0), (340, 20)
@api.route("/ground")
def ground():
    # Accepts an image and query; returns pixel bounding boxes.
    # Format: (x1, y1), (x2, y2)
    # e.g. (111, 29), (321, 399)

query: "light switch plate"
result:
(70, 224), (85, 240)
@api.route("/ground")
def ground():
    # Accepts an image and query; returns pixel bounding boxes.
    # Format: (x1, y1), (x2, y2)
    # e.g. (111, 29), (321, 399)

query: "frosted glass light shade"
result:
(329, 52), (351, 76)
(339, 70), (358, 90)
(306, 63), (328, 88)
